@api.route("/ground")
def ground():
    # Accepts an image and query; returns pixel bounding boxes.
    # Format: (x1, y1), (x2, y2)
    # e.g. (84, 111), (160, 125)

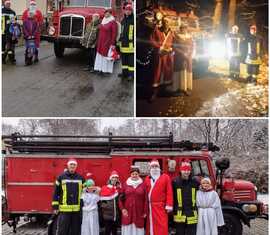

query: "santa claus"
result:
(144, 160), (173, 235)
(22, 0), (43, 62)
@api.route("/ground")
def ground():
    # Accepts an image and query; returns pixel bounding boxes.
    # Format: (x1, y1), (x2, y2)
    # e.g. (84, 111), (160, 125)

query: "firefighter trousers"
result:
(121, 52), (134, 78)
(247, 64), (260, 77)
(175, 223), (197, 235)
(56, 212), (82, 235)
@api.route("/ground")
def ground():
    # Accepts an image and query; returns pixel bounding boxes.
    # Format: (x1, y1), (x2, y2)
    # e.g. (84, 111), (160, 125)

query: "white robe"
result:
(81, 191), (100, 235)
(121, 224), (144, 235)
(196, 190), (225, 235)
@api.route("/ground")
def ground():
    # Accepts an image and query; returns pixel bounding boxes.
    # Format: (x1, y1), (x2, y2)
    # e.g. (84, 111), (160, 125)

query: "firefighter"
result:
(172, 160), (200, 235)
(118, 3), (134, 81)
(226, 25), (243, 79)
(245, 25), (264, 83)
(2, 0), (16, 64)
(52, 159), (85, 235)
(149, 16), (174, 101)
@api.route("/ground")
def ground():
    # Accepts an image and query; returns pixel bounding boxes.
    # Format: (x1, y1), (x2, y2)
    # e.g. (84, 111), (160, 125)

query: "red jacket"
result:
(96, 20), (117, 57)
(144, 174), (173, 235)
(118, 180), (148, 228)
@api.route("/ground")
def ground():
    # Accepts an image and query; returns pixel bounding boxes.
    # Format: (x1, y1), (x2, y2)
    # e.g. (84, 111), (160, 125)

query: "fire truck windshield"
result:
(64, 0), (86, 7)
(87, 0), (111, 7)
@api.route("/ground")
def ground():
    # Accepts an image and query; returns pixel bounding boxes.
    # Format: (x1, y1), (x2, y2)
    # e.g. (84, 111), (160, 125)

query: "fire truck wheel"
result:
(54, 42), (65, 58)
(219, 213), (243, 235)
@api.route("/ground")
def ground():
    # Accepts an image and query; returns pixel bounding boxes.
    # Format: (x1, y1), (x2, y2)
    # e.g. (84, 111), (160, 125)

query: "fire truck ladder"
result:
(2, 133), (220, 153)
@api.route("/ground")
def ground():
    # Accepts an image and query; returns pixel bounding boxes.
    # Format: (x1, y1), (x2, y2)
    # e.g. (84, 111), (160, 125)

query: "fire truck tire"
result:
(54, 42), (65, 58)
(219, 213), (243, 235)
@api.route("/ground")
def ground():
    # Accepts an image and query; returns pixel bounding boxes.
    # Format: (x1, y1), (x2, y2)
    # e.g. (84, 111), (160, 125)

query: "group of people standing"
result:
(80, 3), (134, 81)
(2, 0), (43, 65)
(52, 158), (224, 235)
(148, 14), (264, 102)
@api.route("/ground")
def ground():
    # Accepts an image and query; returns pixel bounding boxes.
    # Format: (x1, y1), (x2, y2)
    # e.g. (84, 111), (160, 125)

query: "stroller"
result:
(25, 37), (36, 66)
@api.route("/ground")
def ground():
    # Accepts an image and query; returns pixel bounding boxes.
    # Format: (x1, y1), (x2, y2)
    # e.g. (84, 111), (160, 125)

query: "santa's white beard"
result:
(150, 168), (161, 180)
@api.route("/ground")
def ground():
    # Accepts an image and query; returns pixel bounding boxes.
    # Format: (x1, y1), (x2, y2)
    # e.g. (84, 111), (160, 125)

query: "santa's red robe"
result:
(144, 174), (173, 235)
(96, 20), (117, 57)
(150, 27), (174, 87)
(22, 9), (43, 48)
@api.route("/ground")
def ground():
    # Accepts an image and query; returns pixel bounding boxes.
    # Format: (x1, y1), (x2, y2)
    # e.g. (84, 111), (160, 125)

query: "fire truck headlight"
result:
(209, 40), (226, 59)
(242, 204), (258, 213)
(48, 26), (56, 36)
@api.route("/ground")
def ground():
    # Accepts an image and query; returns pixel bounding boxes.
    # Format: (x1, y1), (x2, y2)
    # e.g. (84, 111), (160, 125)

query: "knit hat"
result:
(180, 159), (192, 172)
(149, 160), (160, 167)
(125, 4), (133, 11)
(109, 170), (119, 179)
(67, 158), (78, 166)
(84, 179), (95, 188)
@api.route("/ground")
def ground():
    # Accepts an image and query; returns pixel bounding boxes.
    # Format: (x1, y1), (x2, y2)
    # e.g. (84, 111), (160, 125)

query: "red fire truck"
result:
(2, 134), (267, 234)
(43, 0), (125, 58)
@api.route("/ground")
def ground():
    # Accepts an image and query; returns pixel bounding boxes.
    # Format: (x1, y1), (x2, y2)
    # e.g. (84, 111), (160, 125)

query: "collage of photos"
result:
(1, 1), (269, 235)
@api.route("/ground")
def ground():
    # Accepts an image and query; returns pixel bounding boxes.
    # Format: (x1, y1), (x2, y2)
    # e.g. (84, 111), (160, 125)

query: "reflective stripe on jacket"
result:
(52, 171), (84, 212)
(172, 177), (199, 224)
(119, 13), (134, 53)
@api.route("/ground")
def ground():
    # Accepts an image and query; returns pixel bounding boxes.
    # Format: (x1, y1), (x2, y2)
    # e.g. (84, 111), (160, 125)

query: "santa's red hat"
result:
(67, 158), (78, 166)
(29, 0), (37, 5)
(109, 170), (119, 179)
(180, 159), (192, 171)
(125, 4), (133, 11)
(149, 159), (160, 167)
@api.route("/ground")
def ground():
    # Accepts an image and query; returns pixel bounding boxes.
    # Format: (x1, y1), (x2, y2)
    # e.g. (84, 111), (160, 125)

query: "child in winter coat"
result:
(196, 177), (225, 235)
(3, 16), (21, 64)
(23, 12), (38, 65)
(80, 13), (100, 72)
(81, 179), (101, 235)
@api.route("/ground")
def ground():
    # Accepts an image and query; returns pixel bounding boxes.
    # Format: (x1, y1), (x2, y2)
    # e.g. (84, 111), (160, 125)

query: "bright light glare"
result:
(209, 41), (226, 59)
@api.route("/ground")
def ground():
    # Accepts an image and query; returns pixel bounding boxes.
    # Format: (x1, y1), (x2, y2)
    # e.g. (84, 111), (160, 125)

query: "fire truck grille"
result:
(60, 16), (84, 37)
(234, 190), (252, 200)
(71, 17), (84, 36)
(60, 16), (71, 36)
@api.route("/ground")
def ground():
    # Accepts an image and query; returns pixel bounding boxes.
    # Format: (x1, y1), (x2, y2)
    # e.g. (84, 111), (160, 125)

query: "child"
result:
(196, 177), (225, 235)
(81, 179), (101, 235)
(80, 13), (100, 72)
(23, 12), (38, 66)
(3, 16), (21, 64)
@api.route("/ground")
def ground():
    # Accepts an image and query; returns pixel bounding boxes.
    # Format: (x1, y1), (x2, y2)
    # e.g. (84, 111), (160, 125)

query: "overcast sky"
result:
(2, 118), (127, 128)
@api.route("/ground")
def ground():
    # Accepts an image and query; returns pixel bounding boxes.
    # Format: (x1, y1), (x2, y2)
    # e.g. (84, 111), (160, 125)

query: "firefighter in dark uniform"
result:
(245, 25), (263, 83)
(119, 3), (134, 81)
(172, 160), (200, 235)
(52, 159), (85, 235)
(2, 0), (16, 63)
(226, 25), (243, 79)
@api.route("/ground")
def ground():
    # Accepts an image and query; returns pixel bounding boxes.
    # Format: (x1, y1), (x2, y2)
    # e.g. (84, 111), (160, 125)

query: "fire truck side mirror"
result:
(215, 158), (230, 171)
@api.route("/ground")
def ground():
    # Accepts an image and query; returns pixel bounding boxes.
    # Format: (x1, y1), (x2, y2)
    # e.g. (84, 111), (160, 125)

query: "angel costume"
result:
(81, 189), (100, 235)
(196, 189), (225, 235)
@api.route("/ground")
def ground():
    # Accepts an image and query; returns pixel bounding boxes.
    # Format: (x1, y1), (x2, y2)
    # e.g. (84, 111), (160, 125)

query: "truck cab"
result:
(2, 134), (267, 234)
(44, 0), (125, 57)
